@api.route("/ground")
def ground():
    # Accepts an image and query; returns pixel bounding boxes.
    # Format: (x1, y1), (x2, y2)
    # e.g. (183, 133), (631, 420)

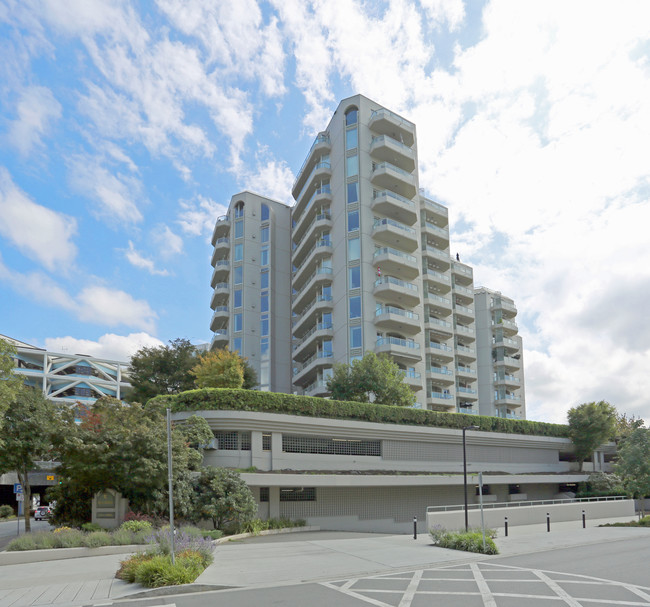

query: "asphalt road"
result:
(0, 518), (51, 551)
(109, 534), (650, 607)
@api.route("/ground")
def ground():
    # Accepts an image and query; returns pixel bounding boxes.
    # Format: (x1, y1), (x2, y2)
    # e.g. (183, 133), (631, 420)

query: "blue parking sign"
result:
(14, 483), (23, 493)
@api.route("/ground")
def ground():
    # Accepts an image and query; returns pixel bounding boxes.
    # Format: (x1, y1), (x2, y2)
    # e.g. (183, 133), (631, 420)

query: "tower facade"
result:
(210, 191), (292, 393)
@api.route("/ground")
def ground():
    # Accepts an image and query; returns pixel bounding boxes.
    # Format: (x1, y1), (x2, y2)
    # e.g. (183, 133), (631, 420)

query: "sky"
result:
(1, 0), (649, 425)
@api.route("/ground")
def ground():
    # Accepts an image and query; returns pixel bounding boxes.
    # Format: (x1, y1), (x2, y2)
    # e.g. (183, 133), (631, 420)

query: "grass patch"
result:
(600, 515), (650, 528)
(430, 525), (499, 555)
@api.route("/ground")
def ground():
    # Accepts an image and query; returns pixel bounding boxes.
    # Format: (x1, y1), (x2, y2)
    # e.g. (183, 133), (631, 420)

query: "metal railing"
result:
(427, 495), (629, 514)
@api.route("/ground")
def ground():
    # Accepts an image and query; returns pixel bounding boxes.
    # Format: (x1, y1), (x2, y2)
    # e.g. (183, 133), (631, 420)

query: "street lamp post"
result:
(463, 425), (479, 532)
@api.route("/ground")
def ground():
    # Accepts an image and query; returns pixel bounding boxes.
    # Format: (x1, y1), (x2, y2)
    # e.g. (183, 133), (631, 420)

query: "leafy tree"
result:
(0, 338), (23, 437)
(615, 428), (650, 512)
(613, 412), (645, 443)
(567, 401), (617, 471)
(0, 386), (64, 532)
(51, 396), (211, 525)
(191, 348), (243, 389)
(127, 338), (197, 402)
(192, 467), (257, 530)
(327, 352), (416, 407)
(241, 357), (258, 390)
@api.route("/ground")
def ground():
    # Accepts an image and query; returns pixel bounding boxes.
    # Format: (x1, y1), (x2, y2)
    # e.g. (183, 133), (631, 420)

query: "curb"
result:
(213, 525), (320, 544)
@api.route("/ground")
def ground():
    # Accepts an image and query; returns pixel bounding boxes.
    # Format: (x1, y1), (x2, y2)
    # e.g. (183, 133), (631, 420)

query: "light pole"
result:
(463, 425), (479, 532)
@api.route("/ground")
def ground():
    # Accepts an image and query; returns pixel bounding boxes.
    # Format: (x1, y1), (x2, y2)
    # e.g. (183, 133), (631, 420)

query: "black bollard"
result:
(504, 516), (508, 537)
(413, 516), (417, 540)
(582, 510), (586, 529)
(546, 512), (550, 532)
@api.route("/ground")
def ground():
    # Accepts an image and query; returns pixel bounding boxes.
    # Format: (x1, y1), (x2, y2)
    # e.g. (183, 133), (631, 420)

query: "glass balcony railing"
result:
(372, 161), (413, 179)
(457, 366), (476, 375)
(375, 276), (418, 291)
(428, 367), (453, 376)
(403, 370), (421, 380)
(424, 268), (450, 282)
(427, 317), (452, 329)
(372, 189), (415, 208)
(376, 337), (420, 349)
(213, 282), (229, 290)
(371, 134), (413, 153)
(293, 133), (330, 190)
(456, 344), (475, 354)
(295, 350), (333, 372)
(293, 322), (333, 349)
(428, 342), (453, 352)
(373, 217), (416, 235)
(370, 108), (414, 128)
(374, 247), (416, 264)
(457, 386), (477, 394)
(375, 305), (419, 321)
(426, 293), (450, 305)
(292, 267), (332, 299)
(422, 221), (449, 237)
(428, 390), (453, 400)
(421, 197), (448, 215)
(295, 161), (331, 206)
(214, 237), (230, 247)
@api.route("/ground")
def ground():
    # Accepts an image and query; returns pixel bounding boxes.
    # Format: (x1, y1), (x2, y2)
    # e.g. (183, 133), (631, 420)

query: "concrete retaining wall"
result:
(426, 499), (636, 531)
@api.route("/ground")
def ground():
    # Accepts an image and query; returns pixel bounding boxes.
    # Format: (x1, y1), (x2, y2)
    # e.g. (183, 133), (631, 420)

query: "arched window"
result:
(261, 203), (270, 221)
(345, 106), (358, 126)
(234, 201), (245, 218)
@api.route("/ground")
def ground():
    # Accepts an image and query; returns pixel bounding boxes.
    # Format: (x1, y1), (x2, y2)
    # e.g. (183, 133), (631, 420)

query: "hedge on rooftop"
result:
(149, 389), (569, 438)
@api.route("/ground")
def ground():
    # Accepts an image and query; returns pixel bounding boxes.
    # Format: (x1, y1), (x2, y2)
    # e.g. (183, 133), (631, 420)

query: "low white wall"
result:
(426, 499), (636, 531)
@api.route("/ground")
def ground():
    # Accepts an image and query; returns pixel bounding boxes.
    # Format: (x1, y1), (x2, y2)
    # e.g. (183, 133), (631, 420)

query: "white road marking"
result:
(470, 562), (498, 607)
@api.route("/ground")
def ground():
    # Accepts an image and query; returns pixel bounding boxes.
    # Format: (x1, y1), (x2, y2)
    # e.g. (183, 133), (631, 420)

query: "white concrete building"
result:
(209, 192), (293, 393)
(3, 334), (130, 405)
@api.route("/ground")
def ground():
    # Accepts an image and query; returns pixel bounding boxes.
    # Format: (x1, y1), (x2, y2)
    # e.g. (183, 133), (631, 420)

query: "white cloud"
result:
(77, 285), (158, 333)
(152, 224), (184, 258)
(240, 146), (295, 205)
(124, 241), (169, 276)
(0, 168), (77, 271)
(177, 196), (227, 237)
(68, 156), (144, 225)
(419, 0), (465, 30)
(44, 332), (164, 362)
(6, 85), (62, 156)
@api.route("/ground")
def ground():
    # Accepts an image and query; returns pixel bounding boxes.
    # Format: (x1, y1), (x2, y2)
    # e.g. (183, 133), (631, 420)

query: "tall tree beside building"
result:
(191, 348), (244, 389)
(0, 338), (23, 437)
(567, 401), (617, 470)
(615, 427), (650, 513)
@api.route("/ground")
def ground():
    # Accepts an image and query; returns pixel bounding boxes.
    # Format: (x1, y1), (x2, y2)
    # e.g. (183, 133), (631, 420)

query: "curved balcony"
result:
(451, 261), (474, 286)
(210, 329), (228, 349)
(422, 245), (451, 271)
(427, 390), (455, 411)
(370, 135), (416, 172)
(492, 318), (518, 336)
(371, 189), (418, 225)
(372, 217), (418, 251)
(427, 340), (455, 362)
(494, 372), (521, 388)
(292, 185), (332, 238)
(454, 324), (476, 342)
(495, 393), (523, 408)
(457, 385), (478, 401)
(421, 220), (449, 250)
(456, 365), (476, 379)
(373, 276), (420, 307)
(423, 268), (451, 294)
(292, 213), (332, 262)
(370, 161), (417, 199)
(425, 292), (452, 314)
(211, 215), (230, 244)
(453, 284), (474, 306)
(292, 133), (331, 199)
(425, 316), (453, 337)
(293, 351), (333, 386)
(372, 247), (419, 280)
(293, 162), (332, 220)
(209, 306), (229, 332)
(210, 259), (230, 288)
(453, 303), (475, 323)
(210, 282), (230, 310)
(427, 366), (454, 385)
(303, 380), (330, 398)
(491, 298), (518, 319)
(375, 337), (421, 361)
(292, 267), (333, 311)
(374, 305), (421, 335)
(212, 236), (230, 258)
(494, 354), (522, 372)
(421, 197), (449, 227)
(369, 108), (415, 147)
(455, 343), (477, 362)
(292, 240), (333, 291)
(494, 336), (520, 355)
(293, 322), (334, 361)
(402, 370), (424, 391)
(292, 295), (334, 337)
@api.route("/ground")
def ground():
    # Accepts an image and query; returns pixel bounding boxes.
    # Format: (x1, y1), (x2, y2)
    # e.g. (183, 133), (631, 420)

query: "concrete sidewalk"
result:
(0, 516), (647, 607)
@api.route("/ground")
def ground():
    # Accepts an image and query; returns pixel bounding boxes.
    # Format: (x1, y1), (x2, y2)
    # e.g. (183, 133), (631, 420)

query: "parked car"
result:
(34, 506), (51, 520)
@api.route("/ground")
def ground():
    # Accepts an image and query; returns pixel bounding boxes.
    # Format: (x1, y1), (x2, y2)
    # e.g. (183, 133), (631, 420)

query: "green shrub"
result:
(200, 529), (223, 540)
(120, 520), (153, 533)
(0, 504), (14, 518)
(131, 552), (206, 588)
(240, 518), (267, 534)
(7, 535), (39, 551)
(150, 389), (569, 438)
(430, 527), (498, 555)
(639, 515), (650, 526)
(51, 529), (84, 548)
(83, 531), (112, 547)
(116, 553), (152, 583)
(81, 522), (103, 532)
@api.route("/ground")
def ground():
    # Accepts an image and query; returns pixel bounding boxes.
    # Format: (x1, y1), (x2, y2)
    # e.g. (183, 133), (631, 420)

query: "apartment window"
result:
(261, 246), (269, 266)
(349, 295), (361, 319)
(234, 201), (244, 218)
(280, 487), (316, 502)
(234, 266), (243, 284)
(259, 487), (270, 502)
(348, 210), (359, 232)
(261, 337), (269, 357)
(350, 326), (362, 349)
(234, 243), (243, 262)
(348, 237), (360, 261)
(262, 433), (272, 451)
(233, 337), (242, 353)
(261, 203), (270, 221)
(214, 431), (251, 451)
(346, 127), (358, 150)
(345, 107), (358, 126)
(346, 154), (358, 177)
(283, 434), (380, 456)
(261, 315), (269, 336)
(234, 313), (243, 332)
(261, 292), (269, 313)
(234, 220), (244, 238)
(261, 226), (269, 243)
(347, 181), (359, 203)
(349, 266), (361, 289)
(261, 269), (269, 289)
(234, 289), (242, 308)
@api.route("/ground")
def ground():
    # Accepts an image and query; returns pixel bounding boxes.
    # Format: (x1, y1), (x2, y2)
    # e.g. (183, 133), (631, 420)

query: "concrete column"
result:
(269, 486), (280, 519)
(271, 432), (283, 470)
(251, 430), (264, 469)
